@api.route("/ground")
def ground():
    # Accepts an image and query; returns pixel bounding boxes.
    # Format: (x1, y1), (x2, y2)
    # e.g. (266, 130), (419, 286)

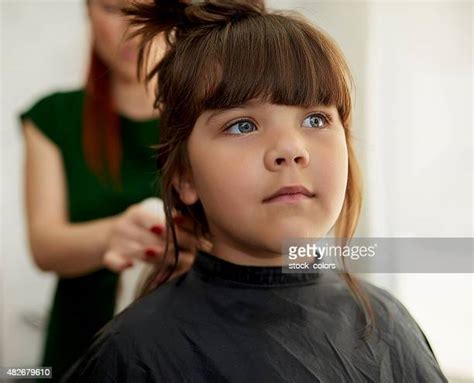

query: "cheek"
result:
(191, 146), (257, 215)
(90, 15), (122, 66)
(312, 136), (349, 217)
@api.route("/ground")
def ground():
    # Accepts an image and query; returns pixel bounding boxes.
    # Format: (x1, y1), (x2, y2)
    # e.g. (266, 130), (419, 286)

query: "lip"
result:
(262, 185), (315, 203)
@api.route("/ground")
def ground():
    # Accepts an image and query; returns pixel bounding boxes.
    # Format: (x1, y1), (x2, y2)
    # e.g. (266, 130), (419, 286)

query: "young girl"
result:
(61, 0), (448, 381)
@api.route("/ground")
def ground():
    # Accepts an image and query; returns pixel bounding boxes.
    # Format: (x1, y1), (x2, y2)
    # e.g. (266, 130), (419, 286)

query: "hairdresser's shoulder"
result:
(22, 87), (84, 111)
(19, 88), (85, 148)
(20, 88), (84, 127)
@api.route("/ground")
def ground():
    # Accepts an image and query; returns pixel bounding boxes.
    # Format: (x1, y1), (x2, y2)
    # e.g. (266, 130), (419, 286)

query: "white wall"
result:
(1, 0), (88, 368)
(363, 2), (473, 379)
(1, 0), (472, 381)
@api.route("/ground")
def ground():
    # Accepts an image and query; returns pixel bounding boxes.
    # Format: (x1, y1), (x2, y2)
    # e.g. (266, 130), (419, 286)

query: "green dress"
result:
(19, 89), (160, 382)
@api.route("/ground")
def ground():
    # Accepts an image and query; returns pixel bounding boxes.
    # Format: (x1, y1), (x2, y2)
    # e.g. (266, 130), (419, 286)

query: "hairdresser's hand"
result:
(168, 213), (213, 254)
(102, 202), (171, 273)
(149, 213), (213, 279)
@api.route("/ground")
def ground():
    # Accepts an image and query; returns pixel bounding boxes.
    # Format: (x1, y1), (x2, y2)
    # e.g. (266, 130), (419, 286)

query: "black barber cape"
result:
(62, 250), (448, 382)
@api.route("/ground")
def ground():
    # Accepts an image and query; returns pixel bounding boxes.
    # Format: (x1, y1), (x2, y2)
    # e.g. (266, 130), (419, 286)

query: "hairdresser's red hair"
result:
(83, 49), (123, 189)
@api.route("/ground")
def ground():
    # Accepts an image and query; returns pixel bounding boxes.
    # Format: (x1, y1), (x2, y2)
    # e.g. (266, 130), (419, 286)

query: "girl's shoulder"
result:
(61, 279), (185, 382)
(315, 272), (435, 347)
(358, 278), (447, 380)
(61, 273), (448, 382)
(358, 278), (426, 333)
(312, 275), (447, 382)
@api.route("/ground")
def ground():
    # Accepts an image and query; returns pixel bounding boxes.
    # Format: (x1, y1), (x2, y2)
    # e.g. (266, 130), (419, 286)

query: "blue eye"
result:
(302, 113), (331, 129)
(224, 120), (257, 135)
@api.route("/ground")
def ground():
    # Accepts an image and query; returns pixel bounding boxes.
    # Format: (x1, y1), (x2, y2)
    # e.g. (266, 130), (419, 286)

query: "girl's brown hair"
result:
(124, 0), (375, 339)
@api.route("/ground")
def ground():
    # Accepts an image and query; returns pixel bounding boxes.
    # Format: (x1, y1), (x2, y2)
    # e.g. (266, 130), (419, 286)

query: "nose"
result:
(264, 132), (310, 171)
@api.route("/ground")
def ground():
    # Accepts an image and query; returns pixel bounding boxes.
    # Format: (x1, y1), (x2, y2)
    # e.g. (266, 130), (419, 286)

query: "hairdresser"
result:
(19, 0), (206, 381)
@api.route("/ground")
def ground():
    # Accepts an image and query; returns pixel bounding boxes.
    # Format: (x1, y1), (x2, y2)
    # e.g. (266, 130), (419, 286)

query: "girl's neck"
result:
(110, 74), (158, 121)
(211, 241), (285, 267)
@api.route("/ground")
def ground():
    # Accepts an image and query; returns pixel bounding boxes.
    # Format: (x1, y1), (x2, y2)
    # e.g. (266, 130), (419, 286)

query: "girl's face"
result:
(177, 100), (348, 265)
(87, 0), (139, 82)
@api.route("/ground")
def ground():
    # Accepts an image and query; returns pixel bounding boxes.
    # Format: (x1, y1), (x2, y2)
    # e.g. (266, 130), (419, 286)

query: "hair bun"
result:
(185, 0), (265, 26)
(124, 0), (266, 81)
(124, 1), (189, 34)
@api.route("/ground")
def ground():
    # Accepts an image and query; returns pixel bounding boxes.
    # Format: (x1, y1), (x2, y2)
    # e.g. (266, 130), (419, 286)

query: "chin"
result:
(113, 65), (138, 83)
(283, 231), (324, 241)
(262, 229), (320, 254)
(274, 219), (327, 240)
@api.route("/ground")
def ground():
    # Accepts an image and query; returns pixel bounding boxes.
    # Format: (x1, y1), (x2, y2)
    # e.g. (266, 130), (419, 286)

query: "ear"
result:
(172, 169), (199, 206)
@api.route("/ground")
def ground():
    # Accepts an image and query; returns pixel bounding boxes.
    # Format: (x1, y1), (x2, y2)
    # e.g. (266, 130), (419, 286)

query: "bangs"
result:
(172, 13), (353, 125)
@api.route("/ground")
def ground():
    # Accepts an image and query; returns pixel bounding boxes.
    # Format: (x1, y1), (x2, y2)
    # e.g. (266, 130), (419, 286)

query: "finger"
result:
(144, 245), (192, 270)
(174, 229), (212, 253)
(160, 249), (194, 267)
(168, 252), (196, 276)
(171, 213), (195, 233)
(176, 251), (196, 269)
(151, 226), (195, 253)
(111, 240), (161, 264)
(141, 245), (169, 264)
(169, 214), (212, 253)
(103, 250), (134, 273)
(127, 222), (166, 248)
(172, 227), (200, 252)
(132, 207), (166, 232)
(197, 238), (213, 253)
(169, 251), (196, 279)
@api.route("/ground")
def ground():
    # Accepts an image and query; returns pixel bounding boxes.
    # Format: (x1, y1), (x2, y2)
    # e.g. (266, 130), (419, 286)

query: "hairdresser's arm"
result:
(22, 119), (117, 278)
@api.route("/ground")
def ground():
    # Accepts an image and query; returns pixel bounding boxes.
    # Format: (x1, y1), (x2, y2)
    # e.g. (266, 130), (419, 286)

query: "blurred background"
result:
(1, 0), (472, 382)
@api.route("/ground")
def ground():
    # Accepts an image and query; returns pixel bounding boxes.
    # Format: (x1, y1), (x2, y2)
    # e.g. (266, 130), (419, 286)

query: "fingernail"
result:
(173, 216), (185, 225)
(150, 225), (163, 235)
(145, 248), (157, 258)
